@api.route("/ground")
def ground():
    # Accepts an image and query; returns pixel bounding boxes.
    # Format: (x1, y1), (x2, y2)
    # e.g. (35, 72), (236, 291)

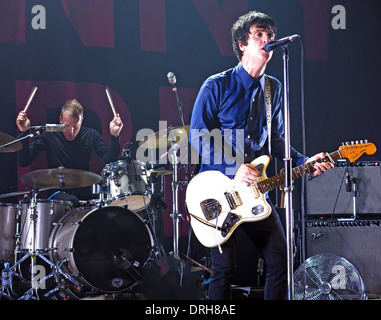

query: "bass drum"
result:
(49, 206), (154, 296)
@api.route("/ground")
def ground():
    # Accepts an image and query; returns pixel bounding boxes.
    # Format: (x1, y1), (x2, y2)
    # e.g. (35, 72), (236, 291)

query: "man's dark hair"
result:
(232, 11), (277, 61)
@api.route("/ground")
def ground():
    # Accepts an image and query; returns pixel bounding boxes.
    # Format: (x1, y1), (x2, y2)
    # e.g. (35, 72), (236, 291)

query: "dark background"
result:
(0, 0), (380, 261)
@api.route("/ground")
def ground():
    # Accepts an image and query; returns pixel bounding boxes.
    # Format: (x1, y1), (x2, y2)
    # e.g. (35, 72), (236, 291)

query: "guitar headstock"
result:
(339, 140), (377, 163)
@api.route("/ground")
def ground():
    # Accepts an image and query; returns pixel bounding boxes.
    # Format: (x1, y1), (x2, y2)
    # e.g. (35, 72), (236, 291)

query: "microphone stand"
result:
(0, 132), (36, 151)
(168, 142), (182, 257)
(171, 86), (185, 126)
(0, 125), (59, 151)
(281, 45), (294, 300)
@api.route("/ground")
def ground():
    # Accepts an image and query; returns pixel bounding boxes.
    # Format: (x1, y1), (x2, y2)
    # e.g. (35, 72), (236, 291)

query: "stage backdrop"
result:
(0, 0), (380, 254)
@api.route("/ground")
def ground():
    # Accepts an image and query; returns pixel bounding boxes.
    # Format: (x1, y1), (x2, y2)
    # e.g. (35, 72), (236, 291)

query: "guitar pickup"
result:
(224, 191), (242, 210)
(200, 199), (222, 221)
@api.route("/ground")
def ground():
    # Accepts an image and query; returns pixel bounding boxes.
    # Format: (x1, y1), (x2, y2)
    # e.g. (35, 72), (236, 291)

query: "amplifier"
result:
(334, 159), (380, 167)
(305, 219), (381, 295)
(305, 166), (381, 216)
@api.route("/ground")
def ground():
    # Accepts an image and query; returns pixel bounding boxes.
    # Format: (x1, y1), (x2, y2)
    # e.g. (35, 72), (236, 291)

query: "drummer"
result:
(16, 99), (123, 206)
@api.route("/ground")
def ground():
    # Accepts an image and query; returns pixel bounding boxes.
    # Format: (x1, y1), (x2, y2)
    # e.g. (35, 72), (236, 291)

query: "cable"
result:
(298, 36), (307, 264)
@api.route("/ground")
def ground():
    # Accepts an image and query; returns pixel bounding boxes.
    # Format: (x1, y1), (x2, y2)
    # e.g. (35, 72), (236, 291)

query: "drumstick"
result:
(105, 86), (117, 117)
(23, 86), (38, 112)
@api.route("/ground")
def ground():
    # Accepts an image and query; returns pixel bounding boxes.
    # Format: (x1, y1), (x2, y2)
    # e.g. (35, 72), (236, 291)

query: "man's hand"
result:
(109, 114), (123, 137)
(16, 111), (31, 131)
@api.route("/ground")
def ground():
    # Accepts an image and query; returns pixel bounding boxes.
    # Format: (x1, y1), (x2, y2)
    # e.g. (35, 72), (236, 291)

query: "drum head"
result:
(71, 206), (153, 292)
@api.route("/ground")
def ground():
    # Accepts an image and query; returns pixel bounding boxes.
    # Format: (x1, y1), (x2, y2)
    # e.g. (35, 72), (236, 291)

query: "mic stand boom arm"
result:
(0, 130), (40, 151)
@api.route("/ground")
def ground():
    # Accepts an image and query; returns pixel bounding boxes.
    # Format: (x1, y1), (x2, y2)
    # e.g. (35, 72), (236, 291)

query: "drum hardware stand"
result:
(41, 258), (80, 299)
(178, 252), (212, 274)
(9, 188), (82, 299)
(147, 173), (167, 258)
(114, 250), (143, 284)
(92, 184), (109, 208)
(168, 141), (187, 258)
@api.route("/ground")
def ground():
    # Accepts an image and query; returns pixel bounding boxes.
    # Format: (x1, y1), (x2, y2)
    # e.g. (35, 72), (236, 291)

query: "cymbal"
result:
(139, 125), (189, 149)
(21, 168), (102, 189)
(0, 132), (22, 152)
(0, 187), (52, 199)
(147, 168), (172, 177)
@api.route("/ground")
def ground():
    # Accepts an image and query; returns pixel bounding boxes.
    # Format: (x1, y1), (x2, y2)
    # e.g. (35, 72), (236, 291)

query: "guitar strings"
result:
(200, 159), (323, 212)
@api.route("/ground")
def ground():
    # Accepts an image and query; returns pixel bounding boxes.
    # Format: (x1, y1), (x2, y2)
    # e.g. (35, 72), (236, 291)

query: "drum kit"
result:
(0, 124), (192, 300)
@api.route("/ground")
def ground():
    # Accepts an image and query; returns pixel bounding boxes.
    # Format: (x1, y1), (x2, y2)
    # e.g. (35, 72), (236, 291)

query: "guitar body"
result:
(186, 142), (376, 248)
(186, 155), (272, 248)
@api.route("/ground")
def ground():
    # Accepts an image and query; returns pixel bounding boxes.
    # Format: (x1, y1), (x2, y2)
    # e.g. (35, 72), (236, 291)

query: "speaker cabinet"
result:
(305, 220), (381, 295)
(306, 166), (381, 216)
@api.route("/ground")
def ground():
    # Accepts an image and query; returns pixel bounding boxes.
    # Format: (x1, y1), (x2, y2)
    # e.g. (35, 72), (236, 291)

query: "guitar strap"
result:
(264, 75), (272, 159)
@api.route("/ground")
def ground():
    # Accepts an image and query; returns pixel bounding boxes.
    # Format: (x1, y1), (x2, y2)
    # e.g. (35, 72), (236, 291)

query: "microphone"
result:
(264, 34), (300, 52)
(34, 124), (66, 132)
(167, 72), (177, 90)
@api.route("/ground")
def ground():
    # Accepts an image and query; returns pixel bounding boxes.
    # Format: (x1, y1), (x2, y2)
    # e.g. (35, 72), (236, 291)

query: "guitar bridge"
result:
(200, 199), (221, 221)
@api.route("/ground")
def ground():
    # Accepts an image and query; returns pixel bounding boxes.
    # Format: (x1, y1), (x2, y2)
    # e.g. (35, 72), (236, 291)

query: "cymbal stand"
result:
(168, 141), (187, 257)
(10, 188), (81, 299)
(145, 173), (166, 258)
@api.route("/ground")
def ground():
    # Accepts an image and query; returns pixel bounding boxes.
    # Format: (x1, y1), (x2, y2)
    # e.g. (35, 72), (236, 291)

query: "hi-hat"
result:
(21, 168), (102, 189)
(139, 125), (189, 149)
(0, 132), (22, 152)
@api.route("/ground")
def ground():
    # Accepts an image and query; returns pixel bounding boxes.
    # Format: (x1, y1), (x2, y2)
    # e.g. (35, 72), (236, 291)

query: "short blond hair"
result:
(61, 99), (83, 119)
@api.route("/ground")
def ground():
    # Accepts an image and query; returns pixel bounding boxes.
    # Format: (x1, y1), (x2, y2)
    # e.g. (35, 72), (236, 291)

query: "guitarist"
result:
(189, 11), (333, 300)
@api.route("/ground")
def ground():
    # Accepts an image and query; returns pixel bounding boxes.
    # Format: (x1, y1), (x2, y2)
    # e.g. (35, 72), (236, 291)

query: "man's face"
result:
(240, 25), (275, 65)
(60, 111), (83, 141)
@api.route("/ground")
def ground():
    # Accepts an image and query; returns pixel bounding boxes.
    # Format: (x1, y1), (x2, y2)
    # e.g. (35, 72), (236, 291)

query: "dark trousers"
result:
(208, 201), (288, 300)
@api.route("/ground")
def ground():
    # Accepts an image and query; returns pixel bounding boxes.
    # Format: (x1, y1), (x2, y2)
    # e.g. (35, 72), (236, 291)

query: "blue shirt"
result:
(190, 62), (304, 178)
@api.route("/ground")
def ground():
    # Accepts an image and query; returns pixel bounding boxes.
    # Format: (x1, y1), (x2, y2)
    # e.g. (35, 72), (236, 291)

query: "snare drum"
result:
(0, 203), (18, 261)
(19, 199), (72, 251)
(102, 160), (151, 211)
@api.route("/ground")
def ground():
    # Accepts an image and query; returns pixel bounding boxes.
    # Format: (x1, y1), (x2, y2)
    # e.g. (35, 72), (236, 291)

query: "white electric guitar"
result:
(185, 141), (377, 248)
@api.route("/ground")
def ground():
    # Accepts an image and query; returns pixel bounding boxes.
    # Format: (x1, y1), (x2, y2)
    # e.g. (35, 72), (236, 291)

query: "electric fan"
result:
(293, 253), (366, 300)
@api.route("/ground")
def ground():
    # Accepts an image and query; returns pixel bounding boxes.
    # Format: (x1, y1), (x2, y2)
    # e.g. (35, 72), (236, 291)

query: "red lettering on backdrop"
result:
(0, 0), (332, 59)
(61, 0), (114, 47)
(140, 0), (167, 52)
(193, 0), (247, 56)
(0, 0), (25, 43)
(159, 86), (199, 236)
(16, 81), (132, 190)
(299, 0), (332, 61)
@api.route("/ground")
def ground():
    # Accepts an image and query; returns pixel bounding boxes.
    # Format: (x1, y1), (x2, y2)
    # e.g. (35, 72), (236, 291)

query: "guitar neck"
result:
(257, 150), (342, 193)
